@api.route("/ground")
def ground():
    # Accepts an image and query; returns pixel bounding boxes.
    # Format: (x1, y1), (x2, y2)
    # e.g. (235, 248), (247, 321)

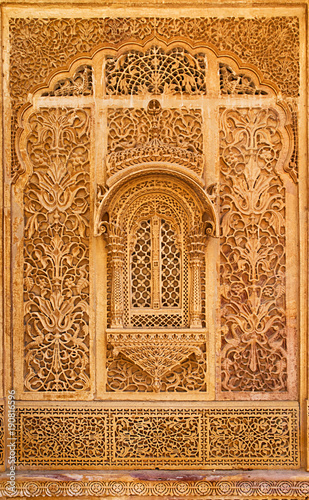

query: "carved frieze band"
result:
(9, 17), (299, 102)
(219, 107), (288, 395)
(15, 405), (299, 469)
(0, 478), (308, 498)
(107, 102), (203, 176)
(23, 108), (91, 393)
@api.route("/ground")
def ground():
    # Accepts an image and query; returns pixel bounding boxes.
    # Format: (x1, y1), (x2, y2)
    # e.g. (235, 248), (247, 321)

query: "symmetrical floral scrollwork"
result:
(105, 46), (207, 95)
(107, 101), (203, 176)
(208, 410), (294, 465)
(106, 332), (207, 392)
(24, 108), (91, 392)
(15, 405), (299, 468)
(114, 411), (201, 463)
(219, 107), (287, 393)
(41, 65), (93, 96)
(219, 63), (268, 95)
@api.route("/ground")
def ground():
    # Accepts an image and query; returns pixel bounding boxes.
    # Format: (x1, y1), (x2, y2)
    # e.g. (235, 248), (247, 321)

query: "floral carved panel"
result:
(219, 107), (290, 395)
(23, 108), (91, 393)
(107, 102), (203, 177)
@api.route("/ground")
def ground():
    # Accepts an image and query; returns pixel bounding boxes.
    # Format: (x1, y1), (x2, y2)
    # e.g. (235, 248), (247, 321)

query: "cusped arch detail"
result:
(95, 168), (217, 238)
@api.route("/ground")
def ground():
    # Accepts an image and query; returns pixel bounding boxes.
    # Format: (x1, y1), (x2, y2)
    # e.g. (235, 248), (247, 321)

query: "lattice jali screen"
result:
(8, 17), (301, 476)
(15, 403), (299, 469)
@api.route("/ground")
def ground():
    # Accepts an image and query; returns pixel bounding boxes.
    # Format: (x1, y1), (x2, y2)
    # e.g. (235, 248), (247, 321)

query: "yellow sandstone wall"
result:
(0, 0), (308, 498)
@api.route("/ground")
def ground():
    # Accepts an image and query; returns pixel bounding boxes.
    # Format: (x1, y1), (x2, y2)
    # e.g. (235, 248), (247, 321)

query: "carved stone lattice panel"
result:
(107, 103), (203, 177)
(105, 46), (207, 95)
(15, 404), (299, 469)
(41, 65), (93, 96)
(23, 108), (91, 393)
(106, 331), (207, 393)
(219, 107), (289, 395)
(219, 63), (268, 95)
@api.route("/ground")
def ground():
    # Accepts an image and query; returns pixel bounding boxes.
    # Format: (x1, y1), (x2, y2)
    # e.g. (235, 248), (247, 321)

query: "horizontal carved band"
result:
(15, 404), (299, 469)
(2, 477), (309, 498)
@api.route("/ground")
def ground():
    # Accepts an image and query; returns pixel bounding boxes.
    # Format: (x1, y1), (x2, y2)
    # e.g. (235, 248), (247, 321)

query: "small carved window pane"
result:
(131, 217), (181, 314)
(131, 219), (152, 307)
(161, 219), (181, 307)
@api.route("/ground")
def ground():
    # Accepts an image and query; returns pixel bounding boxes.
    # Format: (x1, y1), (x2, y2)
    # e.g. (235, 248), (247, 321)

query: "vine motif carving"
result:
(15, 405), (299, 468)
(105, 46), (207, 95)
(286, 98), (298, 183)
(106, 332), (207, 392)
(114, 412), (202, 462)
(219, 107), (287, 393)
(24, 108), (91, 392)
(219, 63), (268, 95)
(42, 65), (93, 96)
(107, 101), (203, 176)
(9, 17), (299, 181)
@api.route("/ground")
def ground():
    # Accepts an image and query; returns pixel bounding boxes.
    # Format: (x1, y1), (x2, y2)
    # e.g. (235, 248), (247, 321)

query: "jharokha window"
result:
(96, 173), (216, 331)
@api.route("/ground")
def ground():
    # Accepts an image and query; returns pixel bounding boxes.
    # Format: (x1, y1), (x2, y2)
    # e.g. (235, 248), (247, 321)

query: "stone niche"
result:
(0, 0), (308, 499)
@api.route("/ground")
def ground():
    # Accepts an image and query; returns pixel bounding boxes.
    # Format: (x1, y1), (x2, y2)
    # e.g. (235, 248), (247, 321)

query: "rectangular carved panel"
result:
(23, 108), (91, 393)
(219, 107), (288, 396)
(16, 404), (299, 469)
(107, 105), (203, 177)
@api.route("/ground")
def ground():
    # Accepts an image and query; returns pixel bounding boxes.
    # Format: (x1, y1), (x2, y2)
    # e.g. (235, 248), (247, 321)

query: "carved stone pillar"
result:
(188, 227), (207, 328)
(104, 224), (125, 328)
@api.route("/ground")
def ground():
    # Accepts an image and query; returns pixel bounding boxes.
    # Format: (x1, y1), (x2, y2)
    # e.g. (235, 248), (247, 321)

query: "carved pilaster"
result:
(187, 225), (207, 328)
(102, 223), (125, 328)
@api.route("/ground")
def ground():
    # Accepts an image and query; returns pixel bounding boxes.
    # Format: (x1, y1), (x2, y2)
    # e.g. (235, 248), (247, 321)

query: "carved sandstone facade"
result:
(0, 2), (308, 498)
